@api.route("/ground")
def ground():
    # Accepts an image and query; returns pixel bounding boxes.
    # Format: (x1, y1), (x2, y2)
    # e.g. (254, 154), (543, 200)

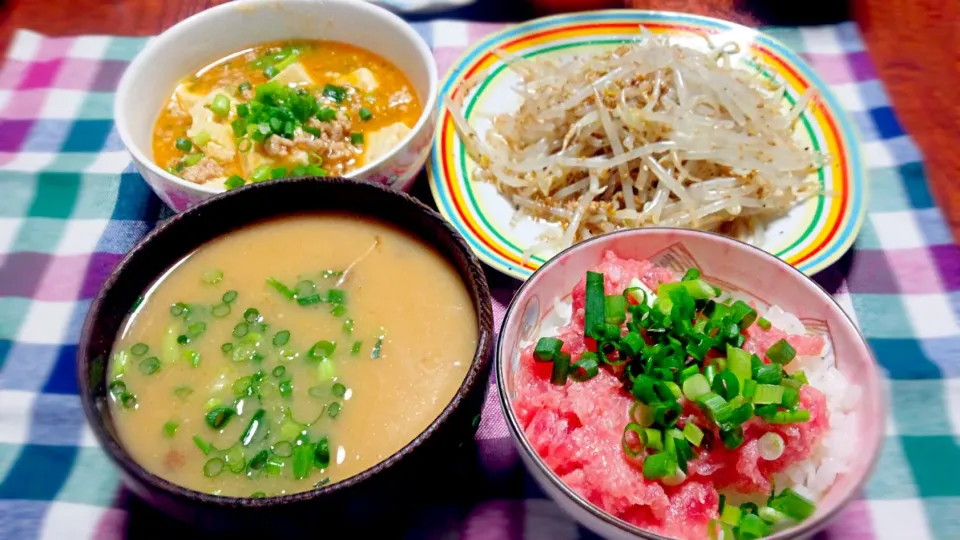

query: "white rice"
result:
(532, 293), (860, 506)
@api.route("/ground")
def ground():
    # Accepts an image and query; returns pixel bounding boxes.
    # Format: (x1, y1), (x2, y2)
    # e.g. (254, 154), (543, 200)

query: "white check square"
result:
(800, 27), (843, 54)
(903, 294), (960, 338)
(56, 219), (109, 255)
(40, 502), (109, 540)
(8, 30), (42, 61)
(68, 36), (110, 59)
(430, 21), (470, 48)
(0, 390), (36, 444)
(18, 300), (75, 344)
(40, 89), (86, 119)
(869, 211), (924, 250)
(868, 499), (931, 540)
(2, 152), (57, 172)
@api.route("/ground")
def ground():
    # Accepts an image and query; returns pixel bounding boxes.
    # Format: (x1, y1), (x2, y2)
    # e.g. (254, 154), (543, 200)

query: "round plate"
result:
(427, 10), (866, 280)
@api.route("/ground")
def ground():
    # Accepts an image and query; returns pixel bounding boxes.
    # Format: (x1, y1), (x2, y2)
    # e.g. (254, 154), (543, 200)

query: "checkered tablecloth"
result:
(0, 19), (957, 540)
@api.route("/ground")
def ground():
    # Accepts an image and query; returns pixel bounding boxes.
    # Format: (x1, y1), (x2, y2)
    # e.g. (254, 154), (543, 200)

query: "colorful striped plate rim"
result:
(427, 10), (867, 280)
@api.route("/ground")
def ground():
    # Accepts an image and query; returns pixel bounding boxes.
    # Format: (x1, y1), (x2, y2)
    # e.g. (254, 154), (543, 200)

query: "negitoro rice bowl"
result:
(509, 250), (863, 540)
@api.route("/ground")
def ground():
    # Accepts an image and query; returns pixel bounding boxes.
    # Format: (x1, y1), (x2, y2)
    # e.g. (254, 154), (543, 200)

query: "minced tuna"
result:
(513, 251), (830, 539)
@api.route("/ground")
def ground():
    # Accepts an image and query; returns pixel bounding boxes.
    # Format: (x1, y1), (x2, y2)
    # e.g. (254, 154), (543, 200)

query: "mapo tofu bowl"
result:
(115, 0), (438, 212)
(77, 178), (492, 531)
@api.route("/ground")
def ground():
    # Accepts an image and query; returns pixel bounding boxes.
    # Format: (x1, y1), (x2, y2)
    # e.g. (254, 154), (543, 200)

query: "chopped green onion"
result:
(273, 330), (290, 347)
(314, 437), (331, 468)
(371, 331), (385, 359)
(533, 337), (563, 362)
(742, 378), (758, 399)
(210, 94), (230, 117)
(730, 300), (758, 328)
(656, 278), (717, 301)
(224, 175), (245, 190)
(583, 271), (605, 338)
(753, 384), (785, 405)
(737, 513), (769, 540)
(792, 370), (809, 385)
(604, 294), (627, 325)
(765, 409), (811, 424)
(711, 371), (740, 400)
(326, 289), (345, 304)
(569, 356), (599, 382)
(765, 339), (796, 365)
(622, 423), (646, 457)
(203, 458), (225, 477)
(332, 382), (347, 398)
(768, 488), (816, 521)
(350, 132), (364, 145)
(162, 421), (179, 438)
(251, 164), (272, 183)
(205, 407), (235, 429)
(266, 277), (296, 300)
(176, 334), (190, 345)
(323, 84), (348, 103)
(175, 137), (192, 152)
(720, 503), (742, 526)
(263, 65), (279, 79)
(551, 352), (570, 385)
(240, 409), (266, 446)
(632, 374), (658, 404)
(193, 435), (214, 455)
(781, 386), (800, 409)
(187, 322), (206, 337)
(173, 385), (193, 400)
(292, 442), (314, 479)
(642, 428), (663, 451)
(317, 107), (337, 122)
(222, 290), (238, 304)
(758, 506), (791, 525)
(358, 107), (373, 121)
(683, 422), (704, 446)
(170, 302), (187, 316)
(279, 380), (293, 398)
(309, 340), (336, 359)
(328, 402), (341, 418)
(682, 373), (711, 400)
(720, 427), (744, 449)
(682, 268), (701, 281)
(138, 356), (161, 375)
(317, 358), (336, 381)
(757, 317), (772, 330)
(642, 451), (676, 480)
(755, 363), (783, 385)
(351, 340), (363, 356)
(630, 402), (654, 428)
(654, 401), (682, 427)
(726, 345), (752, 385)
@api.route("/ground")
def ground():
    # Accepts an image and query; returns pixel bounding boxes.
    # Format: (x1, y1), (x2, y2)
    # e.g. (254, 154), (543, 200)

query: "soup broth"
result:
(107, 215), (476, 497)
(153, 40), (422, 190)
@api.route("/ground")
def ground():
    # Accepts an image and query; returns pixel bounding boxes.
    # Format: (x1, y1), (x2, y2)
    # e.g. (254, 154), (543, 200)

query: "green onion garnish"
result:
(332, 382), (347, 398)
(682, 422), (704, 446)
(266, 277), (296, 300)
(222, 290), (238, 304)
(533, 337), (563, 363)
(323, 84), (348, 103)
(604, 294), (627, 325)
(551, 352), (571, 385)
(273, 330), (290, 346)
(765, 339), (796, 365)
(162, 421), (179, 438)
(210, 94), (230, 117)
(314, 437), (331, 468)
(309, 340), (336, 359)
(292, 442), (314, 479)
(328, 402), (341, 418)
(205, 407), (235, 429)
(351, 340), (363, 356)
(192, 435), (214, 455)
(569, 356), (599, 381)
(583, 271), (605, 338)
(203, 458), (225, 477)
(138, 356), (161, 375)
(768, 488), (816, 520)
(757, 317), (772, 331)
(238, 81), (252, 94)
(175, 137), (192, 152)
(753, 384), (785, 405)
(130, 343), (149, 356)
(240, 409), (266, 446)
(642, 451), (676, 480)
(621, 423), (646, 457)
(358, 107), (373, 121)
(225, 175), (245, 190)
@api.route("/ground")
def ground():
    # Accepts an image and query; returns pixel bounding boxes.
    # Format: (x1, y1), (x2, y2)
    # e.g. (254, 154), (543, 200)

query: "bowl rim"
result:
(113, 0), (439, 196)
(77, 176), (493, 508)
(495, 226), (885, 540)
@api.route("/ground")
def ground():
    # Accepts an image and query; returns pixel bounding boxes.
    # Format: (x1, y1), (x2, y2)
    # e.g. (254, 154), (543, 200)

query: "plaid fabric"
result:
(0, 20), (957, 540)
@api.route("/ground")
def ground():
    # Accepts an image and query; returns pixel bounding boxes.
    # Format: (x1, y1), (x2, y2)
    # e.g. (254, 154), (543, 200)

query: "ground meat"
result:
(298, 115), (356, 162)
(181, 157), (223, 184)
(263, 135), (296, 157)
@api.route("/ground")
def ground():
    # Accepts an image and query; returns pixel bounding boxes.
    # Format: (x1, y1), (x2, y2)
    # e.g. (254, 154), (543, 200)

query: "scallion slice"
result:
(604, 294), (627, 325)
(682, 422), (704, 446)
(551, 352), (570, 385)
(583, 271), (605, 338)
(768, 488), (816, 521)
(682, 373), (710, 400)
(533, 337), (563, 363)
(765, 338), (797, 365)
(765, 409), (811, 424)
(753, 384), (785, 405)
(641, 451), (676, 480)
(569, 356), (599, 381)
(621, 422), (646, 457)
(240, 409), (266, 446)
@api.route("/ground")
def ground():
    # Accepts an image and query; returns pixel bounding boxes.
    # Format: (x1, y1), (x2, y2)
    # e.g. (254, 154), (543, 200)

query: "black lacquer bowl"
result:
(77, 177), (494, 533)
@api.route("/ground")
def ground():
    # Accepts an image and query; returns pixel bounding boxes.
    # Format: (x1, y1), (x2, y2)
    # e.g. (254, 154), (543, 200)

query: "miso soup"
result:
(107, 214), (477, 497)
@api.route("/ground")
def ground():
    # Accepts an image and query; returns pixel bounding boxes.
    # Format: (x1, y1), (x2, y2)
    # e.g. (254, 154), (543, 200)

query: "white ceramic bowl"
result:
(497, 228), (884, 540)
(115, 0), (438, 212)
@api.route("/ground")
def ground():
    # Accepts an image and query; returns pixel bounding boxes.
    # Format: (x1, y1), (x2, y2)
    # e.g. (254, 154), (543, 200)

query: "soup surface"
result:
(153, 40), (422, 190)
(107, 214), (476, 497)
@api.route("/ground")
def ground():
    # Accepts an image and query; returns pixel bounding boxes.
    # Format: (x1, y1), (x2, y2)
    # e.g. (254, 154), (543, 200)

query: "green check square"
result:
(0, 173), (40, 217)
(866, 166), (911, 213)
(889, 380), (953, 435)
(103, 37), (148, 61)
(0, 443), (23, 483)
(850, 294), (913, 338)
(72, 173), (121, 219)
(47, 154), (100, 173)
(11, 217), (65, 253)
(760, 27), (805, 54)
(77, 93), (115, 120)
(901, 435), (960, 497)
(0, 298), (31, 341)
(852, 217), (882, 250)
(923, 497), (960, 539)
(28, 172), (81, 218)
(864, 436), (919, 499)
(56, 446), (121, 506)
